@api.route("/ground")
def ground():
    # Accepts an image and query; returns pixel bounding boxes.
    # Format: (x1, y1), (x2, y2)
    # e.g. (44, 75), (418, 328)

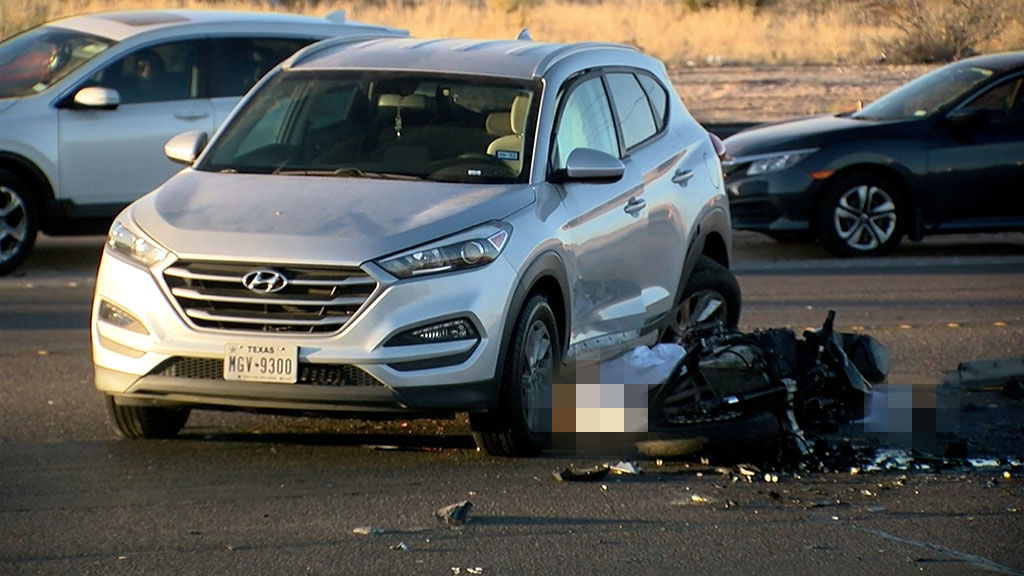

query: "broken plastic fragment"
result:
(352, 526), (385, 535)
(435, 500), (473, 526)
(607, 461), (642, 475)
(390, 542), (409, 552)
(552, 465), (609, 482)
(968, 458), (1000, 468)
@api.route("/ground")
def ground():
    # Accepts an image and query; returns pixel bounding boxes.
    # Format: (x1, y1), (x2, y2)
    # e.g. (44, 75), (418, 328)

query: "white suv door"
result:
(57, 40), (213, 208)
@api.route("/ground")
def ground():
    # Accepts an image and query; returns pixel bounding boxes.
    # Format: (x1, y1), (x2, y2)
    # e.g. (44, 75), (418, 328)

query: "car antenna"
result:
(324, 10), (346, 23)
(516, 28), (532, 41)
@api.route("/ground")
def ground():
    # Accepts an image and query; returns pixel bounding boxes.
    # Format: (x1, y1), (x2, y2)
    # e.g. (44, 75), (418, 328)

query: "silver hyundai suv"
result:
(91, 34), (740, 456)
(0, 9), (404, 274)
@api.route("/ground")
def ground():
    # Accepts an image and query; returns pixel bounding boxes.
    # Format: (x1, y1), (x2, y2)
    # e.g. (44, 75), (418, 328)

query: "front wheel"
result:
(662, 256), (741, 343)
(0, 170), (39, 276)
(471, 294), (558, 457)
(817, 173), (903, 257)
(105, 395), (190, 439)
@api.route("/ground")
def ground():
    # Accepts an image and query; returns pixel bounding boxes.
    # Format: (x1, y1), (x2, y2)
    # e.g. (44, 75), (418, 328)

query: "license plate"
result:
(224, 343), (298, 383)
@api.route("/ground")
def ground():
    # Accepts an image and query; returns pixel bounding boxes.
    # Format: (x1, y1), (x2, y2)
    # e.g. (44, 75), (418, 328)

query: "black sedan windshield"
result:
(0, 26), (114, 98)
(201, 70), (539, 184)
(852, 63), (996, 121)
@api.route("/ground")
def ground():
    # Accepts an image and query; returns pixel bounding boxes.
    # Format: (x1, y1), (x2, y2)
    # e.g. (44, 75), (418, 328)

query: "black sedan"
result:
(723, 51), (1024, 256)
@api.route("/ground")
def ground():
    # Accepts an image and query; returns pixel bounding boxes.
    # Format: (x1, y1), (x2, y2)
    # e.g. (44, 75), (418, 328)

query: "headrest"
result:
(486, 111), (513, 136)
(510, 94), (530, 135)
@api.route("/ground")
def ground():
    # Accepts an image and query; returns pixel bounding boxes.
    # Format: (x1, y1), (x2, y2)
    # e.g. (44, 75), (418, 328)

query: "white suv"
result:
(0, 10), (404, 274)
(92, 35), (740, 456)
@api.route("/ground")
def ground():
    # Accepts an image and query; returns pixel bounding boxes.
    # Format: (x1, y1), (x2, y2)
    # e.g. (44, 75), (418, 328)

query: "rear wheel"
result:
(0, 170), (39, 276)
(105, 395), (190, 439)
(471, 294), (558, 457)
(817, 173), (903, 257)
(662, 256), (741, 343)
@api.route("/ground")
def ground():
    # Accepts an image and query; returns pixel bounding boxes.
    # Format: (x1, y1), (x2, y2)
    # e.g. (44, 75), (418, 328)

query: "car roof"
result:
(46, 9), (404, 42)
(288, 36), (643, 80)
(955, 50), (1024, 73)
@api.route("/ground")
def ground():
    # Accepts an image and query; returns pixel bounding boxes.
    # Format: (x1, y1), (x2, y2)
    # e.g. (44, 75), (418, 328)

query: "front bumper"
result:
(92, 249), (518, 414)
(725, 168), (820, 232)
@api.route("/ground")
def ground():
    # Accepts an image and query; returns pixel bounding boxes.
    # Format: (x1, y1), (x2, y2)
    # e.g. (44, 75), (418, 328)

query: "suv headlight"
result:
(107, 217), (170, 268)
(376, 222), (511, 279)
(744, 148), (818, 176)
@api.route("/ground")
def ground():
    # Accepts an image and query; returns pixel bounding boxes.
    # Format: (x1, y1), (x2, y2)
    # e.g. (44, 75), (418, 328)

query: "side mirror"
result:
(551, 147), (625, 183)
(72, 86), (120, 110)
(946, 108), (990, 131)
(164, 130), (208, 165)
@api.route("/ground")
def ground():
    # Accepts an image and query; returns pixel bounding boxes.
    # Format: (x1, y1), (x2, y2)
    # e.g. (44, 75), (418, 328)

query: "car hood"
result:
(0, 98), (19, 114)
(724, 114), (909, 156)
(132, 170), (534, 266)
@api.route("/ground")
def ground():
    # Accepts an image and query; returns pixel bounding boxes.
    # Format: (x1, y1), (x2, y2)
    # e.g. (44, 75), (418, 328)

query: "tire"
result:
(662, 255), (741, 343)
(471, 294), (558, 457)
(0, 170), (39, 276)
(817, 173), (903, 257)
(637, 411), (781, 459)
(105, 395), (190, 439)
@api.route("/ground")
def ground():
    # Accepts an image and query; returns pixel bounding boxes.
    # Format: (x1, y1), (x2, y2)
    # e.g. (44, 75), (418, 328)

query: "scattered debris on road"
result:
(553, 461), (642, 481)
(352, 526), (386, 536)
(435, 501), (473, 526)
(552, 465), (610, 482)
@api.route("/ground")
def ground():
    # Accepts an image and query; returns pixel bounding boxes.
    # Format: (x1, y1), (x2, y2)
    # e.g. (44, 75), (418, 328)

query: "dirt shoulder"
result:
(671, 64), (935, 124)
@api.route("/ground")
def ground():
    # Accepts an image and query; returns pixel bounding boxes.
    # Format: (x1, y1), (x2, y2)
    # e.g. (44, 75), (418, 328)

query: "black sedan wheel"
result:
(818, 173), (903, 257)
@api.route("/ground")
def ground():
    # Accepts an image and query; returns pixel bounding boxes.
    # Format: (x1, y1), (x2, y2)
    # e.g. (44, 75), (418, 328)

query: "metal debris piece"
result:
(467, 569), (484, 575)
(607, 461), (642, 475)
(362, 444), (400, 451)
(552, 465), (610, 482)
(435, 500), (473, 526)
(968, 458), (1000, 468)
(390, 542), (409, 552)
(870, 448), (914, 471)
(352, 526), (385, 535)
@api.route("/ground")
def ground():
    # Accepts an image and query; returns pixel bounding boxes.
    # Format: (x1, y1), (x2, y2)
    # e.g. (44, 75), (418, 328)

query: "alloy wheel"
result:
(0, 185), (28, 263)
(520, 319), (553, 434)
(832, 184), (897, 252)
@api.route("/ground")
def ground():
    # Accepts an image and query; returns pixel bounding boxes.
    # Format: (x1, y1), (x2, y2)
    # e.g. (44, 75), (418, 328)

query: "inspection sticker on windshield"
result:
(224, 343), (298, 383)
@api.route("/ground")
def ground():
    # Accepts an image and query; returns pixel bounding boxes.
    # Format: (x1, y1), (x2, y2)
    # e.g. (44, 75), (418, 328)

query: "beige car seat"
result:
(486, 94), (530, 174)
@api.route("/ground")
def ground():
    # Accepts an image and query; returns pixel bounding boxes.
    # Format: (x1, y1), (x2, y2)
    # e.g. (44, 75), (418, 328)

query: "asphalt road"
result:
(1, 232), (1023, 575)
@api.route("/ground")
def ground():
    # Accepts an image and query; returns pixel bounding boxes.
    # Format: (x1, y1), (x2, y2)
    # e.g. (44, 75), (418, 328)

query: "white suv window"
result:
(553, 76), (619, 169)
(207, 37), (312, 98)
(88, 41), (197, 104)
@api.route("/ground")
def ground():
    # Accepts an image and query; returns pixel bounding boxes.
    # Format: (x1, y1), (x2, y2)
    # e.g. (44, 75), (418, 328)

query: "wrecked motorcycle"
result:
(638, 311), (890, 460)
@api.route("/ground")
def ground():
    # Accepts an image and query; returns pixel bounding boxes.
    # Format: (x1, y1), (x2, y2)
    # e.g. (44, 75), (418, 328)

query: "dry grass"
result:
(2, 0), (1021, 66)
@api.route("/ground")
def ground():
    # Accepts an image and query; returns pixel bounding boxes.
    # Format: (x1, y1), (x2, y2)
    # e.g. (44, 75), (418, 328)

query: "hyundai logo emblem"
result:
(242, 269), (288, 293)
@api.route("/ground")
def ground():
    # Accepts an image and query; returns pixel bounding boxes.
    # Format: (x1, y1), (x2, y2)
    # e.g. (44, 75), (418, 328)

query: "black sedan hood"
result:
(724, 114), (917, 157)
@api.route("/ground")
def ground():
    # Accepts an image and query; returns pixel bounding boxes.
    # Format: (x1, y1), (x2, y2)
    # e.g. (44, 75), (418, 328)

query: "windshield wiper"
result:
(272, 167), (422, 180)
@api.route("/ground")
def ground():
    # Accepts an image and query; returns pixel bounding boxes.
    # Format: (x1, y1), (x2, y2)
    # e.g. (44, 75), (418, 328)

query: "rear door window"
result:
(206, 37), (313, 98)
(606, 72), (658, 150)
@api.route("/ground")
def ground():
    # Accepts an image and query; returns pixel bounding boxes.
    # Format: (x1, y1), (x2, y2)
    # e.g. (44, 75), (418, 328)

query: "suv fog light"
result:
(98, 300), (149, 335)
(386, 318), (479, 346)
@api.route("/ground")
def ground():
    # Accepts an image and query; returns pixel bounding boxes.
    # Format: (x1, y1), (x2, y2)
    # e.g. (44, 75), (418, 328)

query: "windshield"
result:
(0, 26), (114, 98)
(200, 70), (539, 183)
(852, 63), (996, 121)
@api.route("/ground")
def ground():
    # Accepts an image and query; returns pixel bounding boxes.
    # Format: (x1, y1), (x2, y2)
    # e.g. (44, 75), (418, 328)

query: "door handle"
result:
(672, 169), (694, 186)
(624, 197), (646, 216)
(174, 111), (210, 120)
